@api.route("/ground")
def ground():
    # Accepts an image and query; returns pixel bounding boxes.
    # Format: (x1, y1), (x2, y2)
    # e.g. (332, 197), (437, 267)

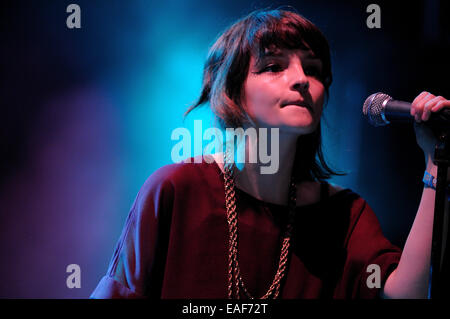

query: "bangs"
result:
(251, 20), (311, 59)
(245, 10), (332, 86)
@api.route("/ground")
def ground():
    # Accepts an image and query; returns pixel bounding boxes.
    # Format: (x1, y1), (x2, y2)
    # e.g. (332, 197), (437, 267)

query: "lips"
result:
(281, 100), (313, 113)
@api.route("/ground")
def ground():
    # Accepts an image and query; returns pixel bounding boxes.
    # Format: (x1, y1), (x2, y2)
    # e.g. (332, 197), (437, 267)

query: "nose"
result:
(293, 81), (310, 92)
(289, 61), (310, 92)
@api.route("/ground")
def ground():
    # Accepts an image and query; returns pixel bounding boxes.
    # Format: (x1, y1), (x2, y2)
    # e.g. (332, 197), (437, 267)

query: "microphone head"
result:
(363, 92), (392, 126)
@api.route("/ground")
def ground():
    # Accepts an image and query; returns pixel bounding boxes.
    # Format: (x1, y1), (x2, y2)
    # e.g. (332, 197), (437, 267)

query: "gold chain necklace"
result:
(223, 152), (296, 299)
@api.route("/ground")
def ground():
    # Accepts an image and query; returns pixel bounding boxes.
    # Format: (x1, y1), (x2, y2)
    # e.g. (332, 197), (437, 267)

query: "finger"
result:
(431, 99), (450, 112)
(414, 93), (436, 122)
(422, 96), (443, 121)
(411, 91), (430, 116)
(412, 91), (430, 105)
(412, 91), (434, 118)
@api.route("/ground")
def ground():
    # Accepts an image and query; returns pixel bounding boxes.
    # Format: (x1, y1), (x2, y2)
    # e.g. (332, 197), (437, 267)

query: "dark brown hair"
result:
(185, 8), (344, 181)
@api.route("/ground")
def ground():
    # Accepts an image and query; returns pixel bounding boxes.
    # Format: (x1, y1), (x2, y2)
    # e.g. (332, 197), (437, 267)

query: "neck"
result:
(232, 129), (299, 205)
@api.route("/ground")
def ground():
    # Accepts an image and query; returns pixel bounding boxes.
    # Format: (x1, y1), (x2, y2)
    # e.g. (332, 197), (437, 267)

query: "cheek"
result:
(311, 83), (326, 116)
(243, 78), (280, 113)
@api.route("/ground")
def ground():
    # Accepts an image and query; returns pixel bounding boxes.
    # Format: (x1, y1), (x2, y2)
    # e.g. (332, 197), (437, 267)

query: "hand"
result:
(411, 91), (450, 163)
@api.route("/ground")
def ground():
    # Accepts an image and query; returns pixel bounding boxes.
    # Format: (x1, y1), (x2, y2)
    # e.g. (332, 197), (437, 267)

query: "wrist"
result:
(425, 153), (450, 183)
(423, 171), (437, 190)
(423, 168), (450, 200)
(425, 157), (438, 176)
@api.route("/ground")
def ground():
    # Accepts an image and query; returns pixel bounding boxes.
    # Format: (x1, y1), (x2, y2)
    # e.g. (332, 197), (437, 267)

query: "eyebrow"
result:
(261, 50), (283, 58)
(260, 49), (319, 61)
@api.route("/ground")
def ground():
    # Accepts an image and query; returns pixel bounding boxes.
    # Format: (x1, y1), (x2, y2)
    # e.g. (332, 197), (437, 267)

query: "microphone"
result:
(363, 92), (450, 131)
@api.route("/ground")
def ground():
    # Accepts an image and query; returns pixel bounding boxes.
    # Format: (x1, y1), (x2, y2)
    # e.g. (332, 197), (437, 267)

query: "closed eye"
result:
(254, 60), (322, 78)
(304, 66), (321, 77)
(257, 63), (284, 73)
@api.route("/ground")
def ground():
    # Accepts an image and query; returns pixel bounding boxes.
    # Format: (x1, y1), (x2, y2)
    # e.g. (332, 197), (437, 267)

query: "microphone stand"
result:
(429, 130), (450, 299)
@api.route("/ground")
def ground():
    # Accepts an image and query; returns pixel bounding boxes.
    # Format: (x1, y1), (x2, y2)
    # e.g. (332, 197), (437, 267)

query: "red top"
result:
(91, 158), (401, 299)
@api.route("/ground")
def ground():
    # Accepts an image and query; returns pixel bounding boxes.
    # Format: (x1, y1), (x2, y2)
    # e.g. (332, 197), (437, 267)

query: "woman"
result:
(91, 8), (450, 299)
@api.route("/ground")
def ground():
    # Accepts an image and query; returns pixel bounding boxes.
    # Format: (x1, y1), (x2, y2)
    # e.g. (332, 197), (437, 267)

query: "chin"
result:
(280, 108), (315, 124)
(257, 113), (318, 134)
(280, 119), (318, 135)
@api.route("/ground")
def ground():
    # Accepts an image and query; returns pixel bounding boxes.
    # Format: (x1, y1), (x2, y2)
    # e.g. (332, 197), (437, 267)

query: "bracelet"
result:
(423, 171), (437, 190)
(423, 171), (450, 201)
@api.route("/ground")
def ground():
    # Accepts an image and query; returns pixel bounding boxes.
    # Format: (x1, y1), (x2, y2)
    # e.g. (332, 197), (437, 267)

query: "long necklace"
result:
(223, 152), (297, 299)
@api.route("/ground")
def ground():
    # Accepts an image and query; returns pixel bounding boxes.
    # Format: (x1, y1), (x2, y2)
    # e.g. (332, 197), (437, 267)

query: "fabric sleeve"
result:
(335, 198), (402, 299)
(90, 167), (175, 299)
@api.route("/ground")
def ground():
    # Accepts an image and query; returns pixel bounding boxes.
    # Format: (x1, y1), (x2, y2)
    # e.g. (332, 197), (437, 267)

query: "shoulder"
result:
(326, 181), (366, 211)
(325, 182), (375, 227)
(124, 156), (221, 220)
(328, 182), (347, 196)
(138, 155), (220, 201)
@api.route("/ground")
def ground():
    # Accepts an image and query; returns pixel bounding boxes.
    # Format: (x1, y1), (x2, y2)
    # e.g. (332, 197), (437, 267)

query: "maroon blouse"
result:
(91, 158), (401, 299)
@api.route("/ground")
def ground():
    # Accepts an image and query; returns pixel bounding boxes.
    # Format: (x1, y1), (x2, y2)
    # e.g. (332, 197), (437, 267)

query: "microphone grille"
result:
(363, 92), (392, 126)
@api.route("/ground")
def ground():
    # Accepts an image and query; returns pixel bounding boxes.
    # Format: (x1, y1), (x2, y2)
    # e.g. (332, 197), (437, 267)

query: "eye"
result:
(304, 66), (321, 77)
(259, 63), (283, 73)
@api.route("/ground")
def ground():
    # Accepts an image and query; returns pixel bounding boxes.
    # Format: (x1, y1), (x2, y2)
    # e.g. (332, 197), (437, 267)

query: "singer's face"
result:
(243, 47), (325, 134)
